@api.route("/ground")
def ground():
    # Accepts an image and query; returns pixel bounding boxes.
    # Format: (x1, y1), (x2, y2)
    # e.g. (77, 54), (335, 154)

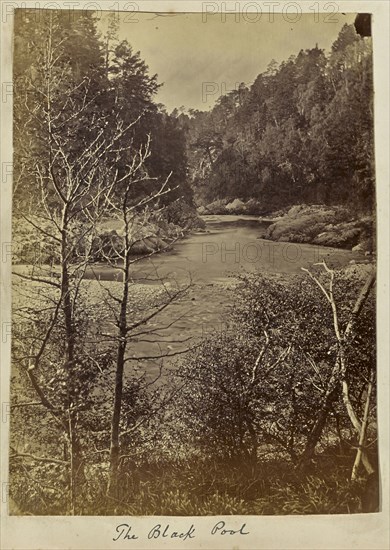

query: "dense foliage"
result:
(11, 265), (377, 515)
(13, 10), (193, 216)
(179, 24), (374, 214)
(172, 267), (376, 464)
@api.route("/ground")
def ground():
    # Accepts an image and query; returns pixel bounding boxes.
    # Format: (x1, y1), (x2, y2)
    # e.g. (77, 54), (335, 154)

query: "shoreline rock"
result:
(262, 204), (374, 252)
(12, 208), (204, 265)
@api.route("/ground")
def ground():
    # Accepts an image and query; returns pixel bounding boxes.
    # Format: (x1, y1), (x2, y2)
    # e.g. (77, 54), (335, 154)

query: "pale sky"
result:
(100, 12), (356, 112)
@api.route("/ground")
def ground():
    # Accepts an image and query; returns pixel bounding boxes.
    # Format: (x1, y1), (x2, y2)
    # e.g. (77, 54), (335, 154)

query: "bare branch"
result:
(10, 452), (68, 465)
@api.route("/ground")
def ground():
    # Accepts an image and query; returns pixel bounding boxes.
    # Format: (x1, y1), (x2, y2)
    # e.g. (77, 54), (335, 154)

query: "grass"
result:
(82, 453), (368, 516)
(11, 449), (373, 516)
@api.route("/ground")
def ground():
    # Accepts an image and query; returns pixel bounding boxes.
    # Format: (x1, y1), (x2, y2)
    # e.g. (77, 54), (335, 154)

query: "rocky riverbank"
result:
(260, 204), (375, 253)
(196, 200), (375, 253)
(13, 206), (205, 264)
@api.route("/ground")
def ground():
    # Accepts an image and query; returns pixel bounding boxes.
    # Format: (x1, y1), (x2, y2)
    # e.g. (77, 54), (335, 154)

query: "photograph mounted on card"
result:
(1, 1), (389, 549)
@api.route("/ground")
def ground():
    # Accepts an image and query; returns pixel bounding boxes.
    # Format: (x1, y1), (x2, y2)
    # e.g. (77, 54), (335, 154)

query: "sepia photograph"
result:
(1, 2), (389, 547)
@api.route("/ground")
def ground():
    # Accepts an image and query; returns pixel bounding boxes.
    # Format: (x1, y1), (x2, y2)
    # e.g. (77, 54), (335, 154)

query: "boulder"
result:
(225, 198), (246, 213)
(205, 199), (228, 214)
(197, 205), (208, 215)
(245, 198), (262, 214)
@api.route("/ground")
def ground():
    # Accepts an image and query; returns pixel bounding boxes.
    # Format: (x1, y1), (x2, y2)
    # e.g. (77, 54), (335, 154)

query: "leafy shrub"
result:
(171, 267), (376, 475)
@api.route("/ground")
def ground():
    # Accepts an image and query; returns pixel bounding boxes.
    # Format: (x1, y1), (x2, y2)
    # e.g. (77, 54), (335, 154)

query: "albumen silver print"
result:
(1, 2), (389, 549)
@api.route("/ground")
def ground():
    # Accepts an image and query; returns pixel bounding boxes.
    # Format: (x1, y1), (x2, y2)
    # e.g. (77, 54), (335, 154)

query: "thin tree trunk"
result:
(334, 409), (346, 454)
(299, 270), (375, 470)
(108, 337), (126, 496)
(298, 385), (339, 468)
(351, 369), (375, 480)
(46, 19), (84, 513)
(108, 241), (130, 497)
(61, 223), (84, 513)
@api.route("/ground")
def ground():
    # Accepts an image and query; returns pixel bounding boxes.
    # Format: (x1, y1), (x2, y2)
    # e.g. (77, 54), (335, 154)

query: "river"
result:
(87, 214), (363, 283)
(91, 214), (365, 377)
(13, 214), (365, 376)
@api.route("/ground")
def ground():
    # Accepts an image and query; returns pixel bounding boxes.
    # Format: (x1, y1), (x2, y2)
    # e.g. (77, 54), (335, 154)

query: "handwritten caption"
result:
(113, 520), (249, 542)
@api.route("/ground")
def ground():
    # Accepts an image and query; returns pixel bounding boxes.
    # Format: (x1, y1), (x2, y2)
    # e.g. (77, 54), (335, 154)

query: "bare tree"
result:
(13, 16), (194, 508)
(11, 12), (155, 512)
(299, 263), (376, 477)
(82, 136), (193, 497)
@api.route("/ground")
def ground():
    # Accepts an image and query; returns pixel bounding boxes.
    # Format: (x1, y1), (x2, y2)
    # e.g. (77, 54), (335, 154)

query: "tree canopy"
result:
(13, 9), (193, 213)
(180, 24), (374, 214)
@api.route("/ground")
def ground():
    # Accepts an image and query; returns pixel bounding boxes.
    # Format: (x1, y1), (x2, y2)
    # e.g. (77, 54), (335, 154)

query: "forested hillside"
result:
(13, 11), (194, 223)
(14, 16), (375, 219)
(178, 24), (374, 215)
